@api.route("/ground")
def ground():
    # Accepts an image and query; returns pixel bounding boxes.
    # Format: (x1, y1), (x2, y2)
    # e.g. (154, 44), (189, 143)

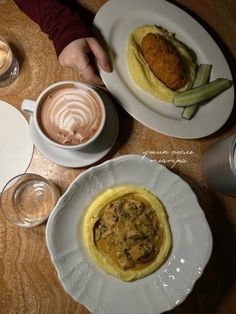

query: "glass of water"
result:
(0, 173), (60, 227)
(202, 134), (236, 196)
(0, 35), (19, 87)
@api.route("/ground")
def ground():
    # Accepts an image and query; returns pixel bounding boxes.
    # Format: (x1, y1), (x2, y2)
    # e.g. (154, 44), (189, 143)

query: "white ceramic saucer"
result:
(0, 100), (33, 191)
(29, 90), (119, 168)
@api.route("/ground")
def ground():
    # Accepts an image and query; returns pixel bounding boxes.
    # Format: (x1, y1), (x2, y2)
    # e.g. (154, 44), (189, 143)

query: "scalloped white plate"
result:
(94, 0), (234, 139)
(46, 155), (213, 314)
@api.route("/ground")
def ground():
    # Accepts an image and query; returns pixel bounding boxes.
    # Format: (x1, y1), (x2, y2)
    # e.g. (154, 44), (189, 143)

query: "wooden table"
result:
(0, 0), (235, 313)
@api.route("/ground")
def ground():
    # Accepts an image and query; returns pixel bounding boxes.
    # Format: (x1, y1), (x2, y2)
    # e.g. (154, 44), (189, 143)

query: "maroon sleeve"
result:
(14, 0), (93, 56)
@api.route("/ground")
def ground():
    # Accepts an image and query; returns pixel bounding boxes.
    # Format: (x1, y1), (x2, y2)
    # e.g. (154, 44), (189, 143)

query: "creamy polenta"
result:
(127, 25), (196, 103)
(83, 185), (172, 281)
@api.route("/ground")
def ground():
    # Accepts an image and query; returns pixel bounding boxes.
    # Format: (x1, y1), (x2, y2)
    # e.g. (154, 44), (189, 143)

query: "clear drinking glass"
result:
(0, 35), (19, 87)
(0, 173), (60, 227)
(202, 134), (236, 196)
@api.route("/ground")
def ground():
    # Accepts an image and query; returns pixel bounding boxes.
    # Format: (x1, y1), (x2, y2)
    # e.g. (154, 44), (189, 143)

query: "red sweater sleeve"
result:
(14, 0), (93, 56)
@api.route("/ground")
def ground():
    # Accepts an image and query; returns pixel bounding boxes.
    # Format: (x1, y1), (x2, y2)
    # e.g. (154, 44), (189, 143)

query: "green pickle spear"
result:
(174, 75), (232, 119)
(181, 64), (212, 120)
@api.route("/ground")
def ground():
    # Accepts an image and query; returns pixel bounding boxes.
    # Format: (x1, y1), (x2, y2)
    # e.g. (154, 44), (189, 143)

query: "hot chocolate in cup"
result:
(22, 81), (106, 150)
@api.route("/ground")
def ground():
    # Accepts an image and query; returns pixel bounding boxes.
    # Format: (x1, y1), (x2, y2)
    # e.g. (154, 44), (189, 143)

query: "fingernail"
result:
(104, 62), (111, 72)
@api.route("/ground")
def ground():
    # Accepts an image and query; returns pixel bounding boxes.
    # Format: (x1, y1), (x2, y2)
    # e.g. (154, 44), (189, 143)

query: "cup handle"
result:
(21, 99), (36, 115)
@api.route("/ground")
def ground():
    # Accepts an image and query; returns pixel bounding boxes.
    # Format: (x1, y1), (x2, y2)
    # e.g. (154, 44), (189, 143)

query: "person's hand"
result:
(58, 37), (111, 85)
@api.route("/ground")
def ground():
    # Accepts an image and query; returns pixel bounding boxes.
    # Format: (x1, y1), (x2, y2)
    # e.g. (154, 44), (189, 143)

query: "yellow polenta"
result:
(127, 25), (196, 103)
(83, 184), (172, 281)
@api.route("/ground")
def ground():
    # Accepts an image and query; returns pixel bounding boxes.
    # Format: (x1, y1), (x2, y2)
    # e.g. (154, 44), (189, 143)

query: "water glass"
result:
(202, 134), (236, 196)
(0, 173), (60, 227)
(0, 35), (19, 87)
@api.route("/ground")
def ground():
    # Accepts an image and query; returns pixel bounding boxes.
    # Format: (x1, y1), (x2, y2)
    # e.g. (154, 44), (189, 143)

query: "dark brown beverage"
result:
(37, 84), (103, 146)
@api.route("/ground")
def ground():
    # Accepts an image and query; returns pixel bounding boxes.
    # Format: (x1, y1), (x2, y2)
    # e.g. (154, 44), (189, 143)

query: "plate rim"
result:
(46, 154), (213, 313)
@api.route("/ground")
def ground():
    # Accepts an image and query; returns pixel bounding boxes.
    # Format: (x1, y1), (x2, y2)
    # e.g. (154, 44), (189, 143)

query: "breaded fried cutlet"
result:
(141, 32), (186, 90)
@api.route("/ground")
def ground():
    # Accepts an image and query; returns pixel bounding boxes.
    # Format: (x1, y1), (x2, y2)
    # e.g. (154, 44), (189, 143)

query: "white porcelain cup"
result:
(202, 134), (236, 196)
(22, 81), (106, 151)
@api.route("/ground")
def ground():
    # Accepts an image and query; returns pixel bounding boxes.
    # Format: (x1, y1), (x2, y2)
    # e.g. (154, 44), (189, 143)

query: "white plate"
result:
(46, 155), (213, 314)
(94, 0), (234, 139)
(29, 90), (119, 168)
(0, 101), (33, 191)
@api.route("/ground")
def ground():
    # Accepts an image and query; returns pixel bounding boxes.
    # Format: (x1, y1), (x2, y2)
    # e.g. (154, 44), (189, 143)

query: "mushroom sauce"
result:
(93, 194), (163, 270)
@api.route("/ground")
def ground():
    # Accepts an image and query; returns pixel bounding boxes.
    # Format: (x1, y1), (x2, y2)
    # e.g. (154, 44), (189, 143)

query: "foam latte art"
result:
(39, 86), (103, 145)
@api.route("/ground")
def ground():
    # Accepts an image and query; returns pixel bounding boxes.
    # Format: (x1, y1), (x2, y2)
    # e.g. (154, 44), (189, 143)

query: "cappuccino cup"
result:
(22, 81), (106, 150)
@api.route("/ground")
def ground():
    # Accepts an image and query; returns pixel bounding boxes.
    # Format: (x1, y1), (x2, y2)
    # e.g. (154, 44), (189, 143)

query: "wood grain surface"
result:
(0, 0), (236, 313)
